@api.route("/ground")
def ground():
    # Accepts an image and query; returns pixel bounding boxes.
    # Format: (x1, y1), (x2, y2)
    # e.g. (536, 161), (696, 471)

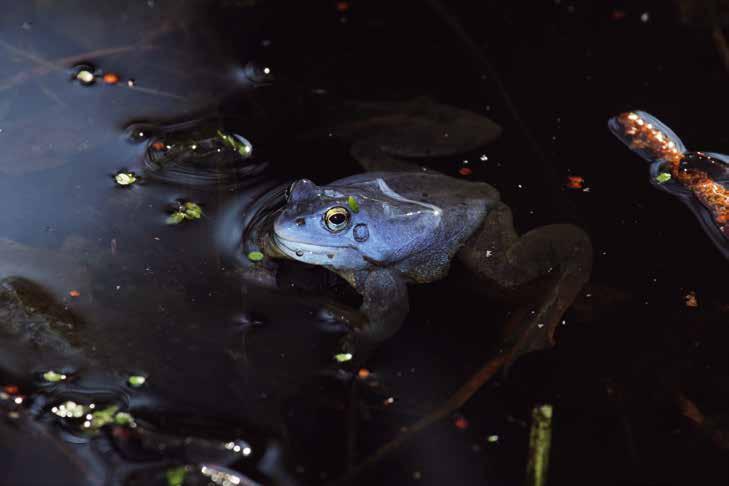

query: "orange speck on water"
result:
(4, 385), (19, 395)
(357, 368), (370, 379)
(454, 416), (469, 430)
(103, 73), (120, 85)
(69, 290), (81, 298)
(151, 141), (165, 151)
(685, 291), (698, 308)
(567, 176), (585, 189)
(459, 167), (473, 176)
(336, 1), (350, 12)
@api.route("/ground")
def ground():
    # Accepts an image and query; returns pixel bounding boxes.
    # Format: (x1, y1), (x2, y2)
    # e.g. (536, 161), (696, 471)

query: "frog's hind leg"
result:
(458, 202), (593, 365)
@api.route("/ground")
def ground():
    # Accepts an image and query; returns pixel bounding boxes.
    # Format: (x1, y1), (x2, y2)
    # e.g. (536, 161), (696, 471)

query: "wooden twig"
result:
(327, 352), (509, 485)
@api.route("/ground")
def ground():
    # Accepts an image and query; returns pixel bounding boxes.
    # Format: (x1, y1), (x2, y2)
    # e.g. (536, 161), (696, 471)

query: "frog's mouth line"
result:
(273, 233), (351, 257)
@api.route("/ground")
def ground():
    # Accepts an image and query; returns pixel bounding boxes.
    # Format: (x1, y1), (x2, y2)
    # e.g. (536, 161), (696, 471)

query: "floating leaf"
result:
(334, 352), (353, 363)
(347, 196), (360, 213)
(183, 202), (202, 219)
(217, 129), (253, 158)
(91, 405), (119, 429)
(114, 172), (137, 186)
(166, 467), (188, 486)
(247, 251), (265, 262)
(43, 371), (67, 382)
(655, 172), (671, 183)
(114, 412), (134, 426)
(128, 375), (146, 387)
(166, 212), (186, 225)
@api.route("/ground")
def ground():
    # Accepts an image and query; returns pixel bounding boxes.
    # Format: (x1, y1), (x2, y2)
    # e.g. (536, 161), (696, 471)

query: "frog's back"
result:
(333, 171), (499, 282)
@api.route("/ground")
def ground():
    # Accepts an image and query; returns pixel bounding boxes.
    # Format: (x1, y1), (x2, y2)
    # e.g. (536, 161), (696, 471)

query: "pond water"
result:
(0, 1), (727, 486)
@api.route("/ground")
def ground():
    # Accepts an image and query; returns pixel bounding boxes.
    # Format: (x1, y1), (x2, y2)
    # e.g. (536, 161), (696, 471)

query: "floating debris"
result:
(357, 368), (370, 379)
(114, 171), (137, 186)
(655, 172), (671, 184)
(459, 167), (473, 176)
(217, 130), (253, 158)
(526, 404), (553, 486)
(224, 440), (252, 456)
(487, 434), (499, 443)
(74, 65), (96, 85)
(685, 291), (698, 308)
(166, 466), (188, 486)
(103, 72), (120, 85)
(347, 195), (360, 213)
(166, 202), (203, 225)
(128, 375), (146, 387)
(454, 416), (469, 430)
(247, 251), (265, 262)
(334, 352), (353, 363)
(566, 176), (585, 189)
(68, 290), (81, 298)
(51, 401), (86, 419)
(42, 371), (67, 383)
(200, 465), (248, 486)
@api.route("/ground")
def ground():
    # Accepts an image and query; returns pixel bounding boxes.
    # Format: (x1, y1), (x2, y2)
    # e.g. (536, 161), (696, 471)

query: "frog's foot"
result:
(350, 140), (425, 173)
(458, 203), (593, 366)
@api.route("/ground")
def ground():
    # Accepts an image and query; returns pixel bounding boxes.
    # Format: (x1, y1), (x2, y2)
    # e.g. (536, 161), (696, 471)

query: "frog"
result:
(239, 97), (593, 364)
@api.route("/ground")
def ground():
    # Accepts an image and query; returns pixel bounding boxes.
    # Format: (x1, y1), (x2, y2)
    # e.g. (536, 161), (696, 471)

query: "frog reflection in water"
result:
(244, 98), (593, 362)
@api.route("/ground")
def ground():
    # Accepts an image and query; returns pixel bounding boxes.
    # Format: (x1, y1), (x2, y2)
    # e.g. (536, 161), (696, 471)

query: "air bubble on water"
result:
(295, 250), (304, 257)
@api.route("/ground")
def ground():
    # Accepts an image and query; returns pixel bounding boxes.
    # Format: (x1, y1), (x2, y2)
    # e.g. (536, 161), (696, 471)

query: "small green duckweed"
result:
(247, 251), (265, 262)
(43, 370), (67, 382)
(114, 172), (137, 186)
(166, 202), (203, 225)
(128, 375), (146, 387)
(334, 352), (353, 363)
(217, 129), (253, 158)
(166, 466), (188, 486)
(655, 172), (671, 183)
(347, 195), (360, 213)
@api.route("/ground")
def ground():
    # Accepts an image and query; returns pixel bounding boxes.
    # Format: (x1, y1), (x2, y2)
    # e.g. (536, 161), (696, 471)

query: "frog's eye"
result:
(324, 206), (350, 232)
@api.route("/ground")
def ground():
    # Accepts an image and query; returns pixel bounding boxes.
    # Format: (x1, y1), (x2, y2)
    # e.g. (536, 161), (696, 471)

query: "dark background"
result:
(0, 1), (727, 485)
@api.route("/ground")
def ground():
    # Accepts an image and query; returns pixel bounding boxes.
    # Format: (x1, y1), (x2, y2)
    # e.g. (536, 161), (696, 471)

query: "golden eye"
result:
(324, 206), (350, 232)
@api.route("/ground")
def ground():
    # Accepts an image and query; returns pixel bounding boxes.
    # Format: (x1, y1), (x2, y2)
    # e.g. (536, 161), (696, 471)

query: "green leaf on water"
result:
(217, 129), (253, 158)
(114, 172), (137, 186)
(334, 352), (353, 363)
(128, 375), (146, 387)
(166, 466), (187, 486)
(247, 251), (265, 262)
(43, 370), (67, 382)
(91, 405), (119, 429)
(166, 212), (186, 225)
(655, 172), (671, 184)
(347, 196), (360, 213)
(114, 412), (133, 426)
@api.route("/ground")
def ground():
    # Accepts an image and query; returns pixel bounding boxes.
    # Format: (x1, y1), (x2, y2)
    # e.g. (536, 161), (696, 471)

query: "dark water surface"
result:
(0, 1), (727, 485)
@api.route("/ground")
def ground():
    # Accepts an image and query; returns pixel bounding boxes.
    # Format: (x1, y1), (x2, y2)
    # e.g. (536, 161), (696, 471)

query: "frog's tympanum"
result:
(609, 111), (729, 259)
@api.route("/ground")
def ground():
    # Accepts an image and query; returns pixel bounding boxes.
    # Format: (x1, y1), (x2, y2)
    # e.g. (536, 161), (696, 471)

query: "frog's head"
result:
(272, 178), (442, 270)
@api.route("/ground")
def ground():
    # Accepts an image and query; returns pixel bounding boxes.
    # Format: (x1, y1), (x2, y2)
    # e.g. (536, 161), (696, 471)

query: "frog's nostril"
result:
(295, 217), (306, 226)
